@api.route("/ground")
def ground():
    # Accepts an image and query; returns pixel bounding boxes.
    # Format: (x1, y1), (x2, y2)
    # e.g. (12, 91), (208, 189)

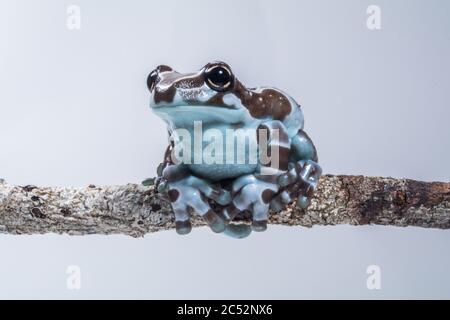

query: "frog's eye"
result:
(147, 70), (158, 92)
(205, 65), (233, 91)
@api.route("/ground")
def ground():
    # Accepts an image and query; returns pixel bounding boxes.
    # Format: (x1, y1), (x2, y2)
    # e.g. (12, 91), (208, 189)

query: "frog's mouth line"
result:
(152, 105), (247, 126)
(152, 105), (241, 116)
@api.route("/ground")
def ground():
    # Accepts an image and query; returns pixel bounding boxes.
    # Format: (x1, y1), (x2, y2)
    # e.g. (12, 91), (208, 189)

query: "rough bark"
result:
(0, 175), (449, 237)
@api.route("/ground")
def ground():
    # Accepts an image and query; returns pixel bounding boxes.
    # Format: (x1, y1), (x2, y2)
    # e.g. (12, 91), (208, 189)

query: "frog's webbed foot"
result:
(161, 165), (231, 235)
(223, 174), (279, 232)
(277, 159), (322, 209)
(269, 190), (293, 212)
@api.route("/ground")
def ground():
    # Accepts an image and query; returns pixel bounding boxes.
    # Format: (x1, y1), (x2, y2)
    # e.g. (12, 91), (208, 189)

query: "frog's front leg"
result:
(162, 165), (230, 235)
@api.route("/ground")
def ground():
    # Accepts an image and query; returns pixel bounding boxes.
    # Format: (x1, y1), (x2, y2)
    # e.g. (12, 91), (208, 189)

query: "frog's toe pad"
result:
(297, 195), (311, 209)
(270, 198), (284, 212)
(224, 224), (252, 239)
(175, 220), (192, 235)
(203, 210), (226, 233)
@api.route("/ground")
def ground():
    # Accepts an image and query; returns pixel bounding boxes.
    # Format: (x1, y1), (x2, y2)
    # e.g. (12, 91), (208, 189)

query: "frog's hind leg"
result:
(222, 120), (290, 232)
(257, 120), (291, 175)
(278, 129), (322, 209)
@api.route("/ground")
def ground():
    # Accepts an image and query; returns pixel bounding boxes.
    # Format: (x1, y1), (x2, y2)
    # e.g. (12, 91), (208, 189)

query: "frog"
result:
(147, 61), (322, 238)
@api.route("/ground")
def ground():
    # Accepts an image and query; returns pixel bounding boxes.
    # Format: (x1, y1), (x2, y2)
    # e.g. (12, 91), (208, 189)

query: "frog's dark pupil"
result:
(206, 66), (232, 90)
(211, 68), (228, 85)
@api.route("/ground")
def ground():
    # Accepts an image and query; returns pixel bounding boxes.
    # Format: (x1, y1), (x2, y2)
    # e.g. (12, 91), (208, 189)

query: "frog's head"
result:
(147, 61), (296, 128)
(147, 61), (245, 127)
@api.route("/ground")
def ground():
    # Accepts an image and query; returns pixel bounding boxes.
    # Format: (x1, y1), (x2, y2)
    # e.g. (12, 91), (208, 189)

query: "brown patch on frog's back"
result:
(234, 81), (293, 121)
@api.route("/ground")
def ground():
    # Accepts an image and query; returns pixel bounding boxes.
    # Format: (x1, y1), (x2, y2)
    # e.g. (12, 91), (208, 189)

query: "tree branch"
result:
(0, 175), (449, 237)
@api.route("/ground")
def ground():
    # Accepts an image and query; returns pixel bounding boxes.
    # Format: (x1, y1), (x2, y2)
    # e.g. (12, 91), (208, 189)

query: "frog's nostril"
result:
(147, 70), (158, 92)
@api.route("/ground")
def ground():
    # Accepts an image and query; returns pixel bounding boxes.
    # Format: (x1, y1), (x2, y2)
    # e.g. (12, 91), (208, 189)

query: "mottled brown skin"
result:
(293, 130), (318, 163)
(234, 82), (293, 121)
(200, 82), (294, 120)
(149, 61), (294, 121)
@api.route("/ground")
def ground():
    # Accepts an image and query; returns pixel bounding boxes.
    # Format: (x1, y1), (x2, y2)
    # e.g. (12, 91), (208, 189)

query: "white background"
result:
(0, 0), (449, 298)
